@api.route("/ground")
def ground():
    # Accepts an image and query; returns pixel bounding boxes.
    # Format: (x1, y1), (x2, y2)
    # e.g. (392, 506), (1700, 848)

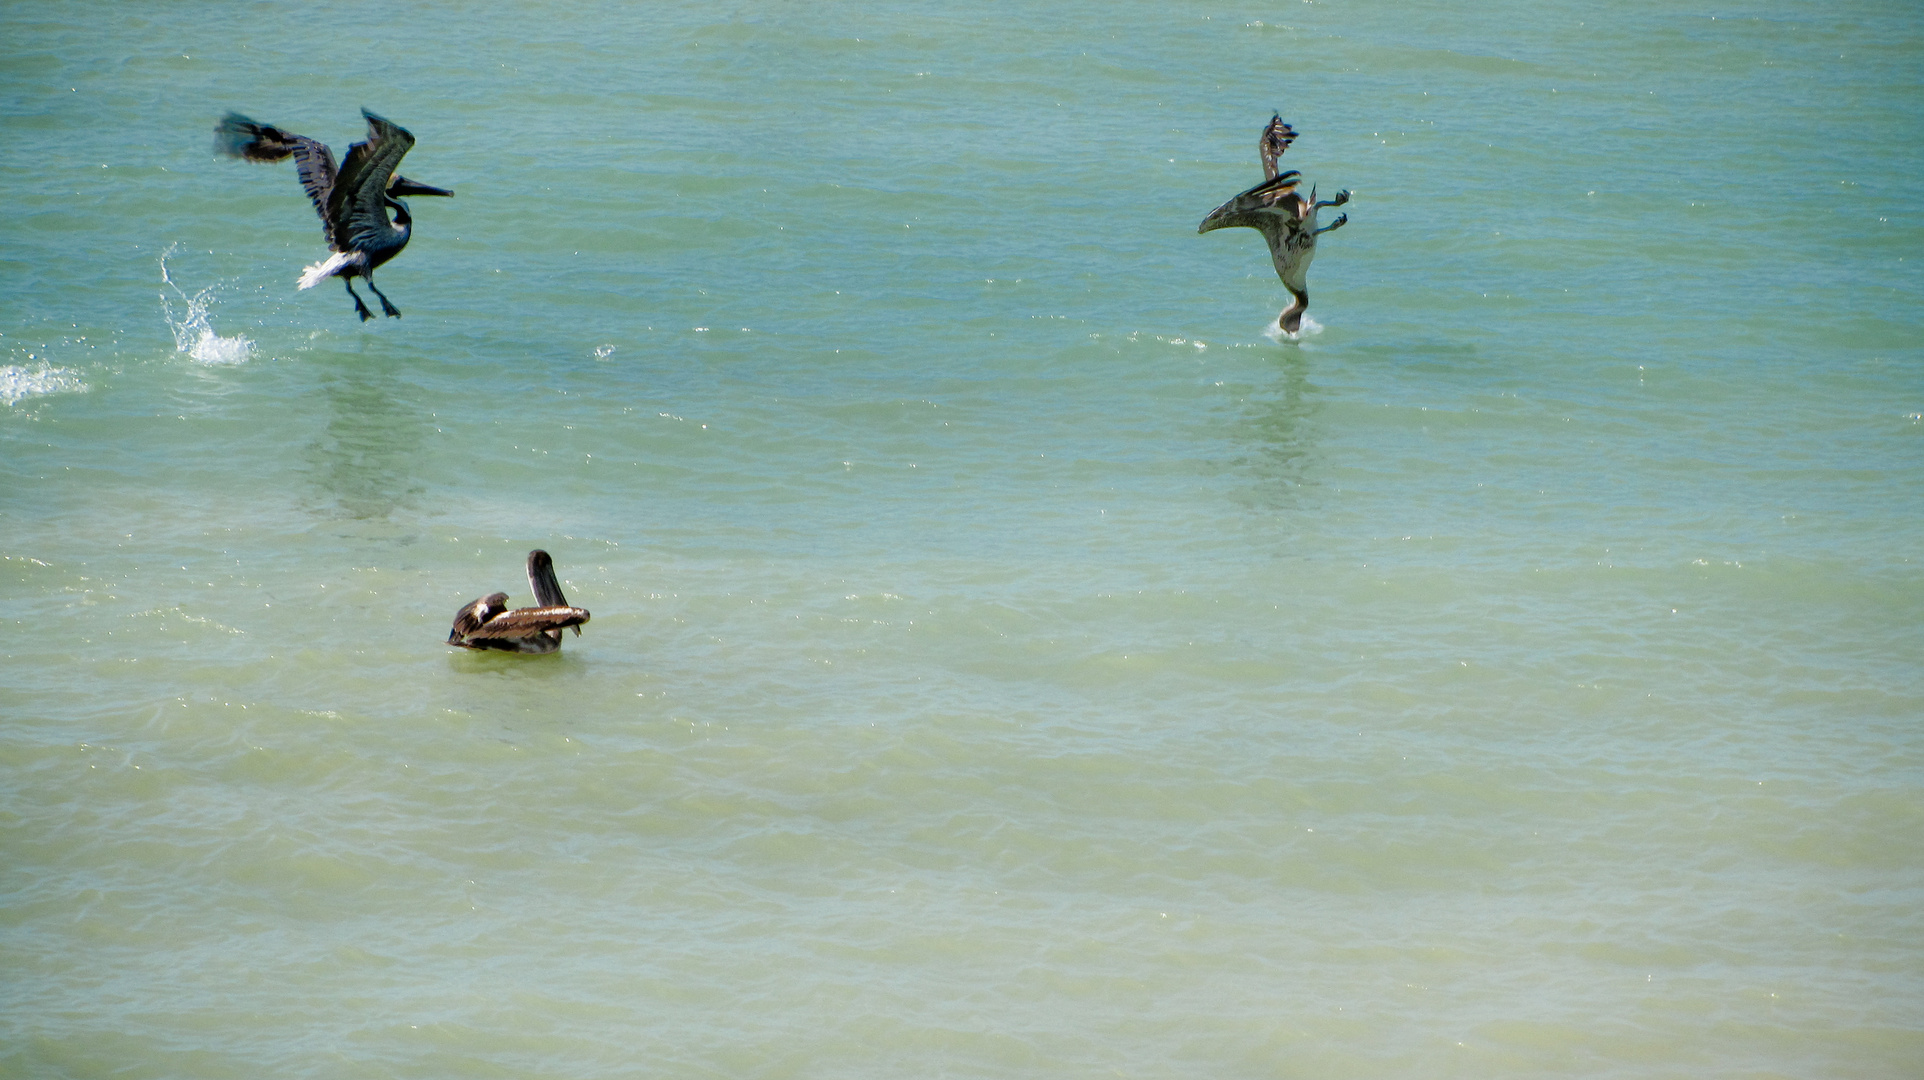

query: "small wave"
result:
(0, 363), (88, 406)
(160, 245), (254, 365)
(1262, 315), (1323, 344)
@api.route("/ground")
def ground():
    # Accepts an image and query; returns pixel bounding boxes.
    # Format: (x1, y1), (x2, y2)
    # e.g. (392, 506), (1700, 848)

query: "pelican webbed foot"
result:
(1313, 213), (1348, 236)
(365, 278), (402, 318)
(343, 278), (374, 321)
(1315, 189), (1351, 209)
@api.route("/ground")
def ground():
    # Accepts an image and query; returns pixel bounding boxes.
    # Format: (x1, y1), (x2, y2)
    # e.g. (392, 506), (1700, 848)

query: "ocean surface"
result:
(3, 1), (1921, 1076)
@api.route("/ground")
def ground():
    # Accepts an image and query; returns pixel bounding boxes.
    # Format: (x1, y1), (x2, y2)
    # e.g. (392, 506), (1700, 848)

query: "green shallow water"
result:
(3, 1), (1922, 1076)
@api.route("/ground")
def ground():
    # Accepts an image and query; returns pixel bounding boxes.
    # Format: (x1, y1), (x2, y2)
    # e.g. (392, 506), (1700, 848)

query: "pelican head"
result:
(1280, 288), (1309, 335)
(449, 592), (510, 643)
(1196, 197), (1240, 235)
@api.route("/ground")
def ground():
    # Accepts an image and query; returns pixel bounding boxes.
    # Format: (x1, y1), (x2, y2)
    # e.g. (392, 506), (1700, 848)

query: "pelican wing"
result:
(326, 110), (417, 255)
(215, 113), (342, 248)
(1259, 114), (1299, 181)
(471, 605), (591, 640)
(216, 113), (295, 162)
(289, 139), (342, 248)
(1199, 171), (1306, 233)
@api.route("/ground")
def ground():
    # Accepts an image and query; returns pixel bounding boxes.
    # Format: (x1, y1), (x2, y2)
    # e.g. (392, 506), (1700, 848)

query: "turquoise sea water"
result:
(4, 1), (1922, 1076)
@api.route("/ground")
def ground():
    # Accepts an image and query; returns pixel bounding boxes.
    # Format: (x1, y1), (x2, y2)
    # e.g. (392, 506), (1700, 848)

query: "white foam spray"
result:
(160, 245), (254, 365)
(0, 362), (88, 406)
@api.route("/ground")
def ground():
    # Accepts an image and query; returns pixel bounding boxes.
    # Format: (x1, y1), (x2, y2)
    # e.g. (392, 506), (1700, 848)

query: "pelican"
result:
(1198, 114), (1351, 335)
(215, 109), (453, 322)
(448, 550), (591, 654)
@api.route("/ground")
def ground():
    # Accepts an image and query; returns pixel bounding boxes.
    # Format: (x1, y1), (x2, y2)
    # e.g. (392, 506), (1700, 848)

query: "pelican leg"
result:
(342, 278), (374, 321)
(1313, 213), (1348, 236)
(1314, 189), (1351, 209)
(363, 275), (402, 319)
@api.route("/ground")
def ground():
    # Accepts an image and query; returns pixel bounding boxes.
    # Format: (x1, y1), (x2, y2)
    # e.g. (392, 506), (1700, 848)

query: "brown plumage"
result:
(448, 550), (590, 654)
(1199, 114), (1351, 335)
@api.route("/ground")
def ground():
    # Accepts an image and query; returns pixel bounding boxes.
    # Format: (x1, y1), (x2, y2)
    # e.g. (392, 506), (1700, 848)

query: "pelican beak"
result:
(526, 550), (568, 609)
(389, 175), (454, 197)
(1197, 198), (1236, 234)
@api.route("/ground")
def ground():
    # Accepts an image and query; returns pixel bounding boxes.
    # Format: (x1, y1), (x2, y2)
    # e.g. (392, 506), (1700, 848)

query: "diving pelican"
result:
(215, 109), (453, 322)
(448, 550), (591, 654)
(1198, 114), (1351, 335)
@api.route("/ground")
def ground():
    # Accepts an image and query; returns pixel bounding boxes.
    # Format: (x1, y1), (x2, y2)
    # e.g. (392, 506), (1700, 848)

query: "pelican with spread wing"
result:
(216, 109), (453, 321)
(1198, 115), (1351, 335)
(448, 550), (591, 654)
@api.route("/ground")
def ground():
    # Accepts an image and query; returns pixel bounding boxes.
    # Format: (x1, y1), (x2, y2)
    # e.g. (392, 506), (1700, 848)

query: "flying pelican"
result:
(448, 550), (591, 654)
(215, 109), (453, 322)
(1198, 114), (1351, 336)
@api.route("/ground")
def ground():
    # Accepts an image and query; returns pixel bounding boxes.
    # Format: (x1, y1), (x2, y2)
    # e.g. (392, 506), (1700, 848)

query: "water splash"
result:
(160, 245), (254, 365)
(0, 362), (88, 406)
(1262, 314), (1323, 344)
(594, 344), (617, 360)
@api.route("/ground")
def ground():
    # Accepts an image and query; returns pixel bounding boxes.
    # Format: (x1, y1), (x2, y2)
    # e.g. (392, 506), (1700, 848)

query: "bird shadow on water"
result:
(301, 355), (427, 524)
(1222, 347), (1326, 514)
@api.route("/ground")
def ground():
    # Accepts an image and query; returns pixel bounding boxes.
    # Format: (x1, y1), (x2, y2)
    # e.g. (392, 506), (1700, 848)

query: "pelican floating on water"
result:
(448, 550), (591, 654)
(215, 109), (453, 322)
(1198, 114), (1351, 335)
